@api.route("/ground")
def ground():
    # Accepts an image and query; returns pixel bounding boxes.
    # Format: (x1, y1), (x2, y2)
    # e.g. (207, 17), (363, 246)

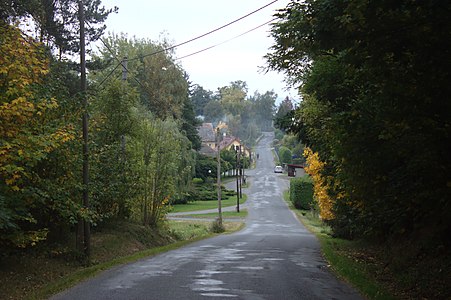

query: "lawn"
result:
(170, 194), (247, 213)
(172, 210), (248, 219)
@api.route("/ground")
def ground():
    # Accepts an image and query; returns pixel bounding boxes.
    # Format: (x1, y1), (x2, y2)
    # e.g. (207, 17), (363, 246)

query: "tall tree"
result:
(273, 96), (294, 132)
(189, 84), (214, 116)
(218, 80), (247, 116)
(1, 0), (117, 55)
(249, 90), (277, 131)
(93, 34), (189, 120)
(180, 90), (202, 151)
(266, 0), (451, 243)
(129, 113), (189, 227)
(0, 22), (76, 249)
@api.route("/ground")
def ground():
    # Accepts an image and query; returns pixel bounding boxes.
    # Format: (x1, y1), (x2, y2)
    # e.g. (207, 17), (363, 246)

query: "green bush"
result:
(279, 146), (293, 165)
(187, 184), (236, 202)
(290, 176), (313, 209)
(192, 178), (204, 184)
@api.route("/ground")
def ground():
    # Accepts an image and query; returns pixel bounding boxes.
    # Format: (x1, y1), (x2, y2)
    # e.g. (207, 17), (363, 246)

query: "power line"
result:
(94, 1), (279, 86)
(97, 61), (122, 88)
(175, 19), (276, 61)
(127, 0), (279, 61)
(82, 17), (147, 91)
(96, 19), (275, 87)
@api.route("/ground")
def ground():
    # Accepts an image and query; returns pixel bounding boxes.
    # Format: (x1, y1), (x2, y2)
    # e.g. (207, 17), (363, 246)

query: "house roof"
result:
(199, 144), (217, 157)
(219, 136), (239, 151)
(197, 123), (216, 142)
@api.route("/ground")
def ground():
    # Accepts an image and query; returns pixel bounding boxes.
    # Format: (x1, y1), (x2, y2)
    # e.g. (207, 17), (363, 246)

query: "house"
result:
(197, 122), (251, 159)
(197, 123), (216, 156)
(219, 135), (251, 158)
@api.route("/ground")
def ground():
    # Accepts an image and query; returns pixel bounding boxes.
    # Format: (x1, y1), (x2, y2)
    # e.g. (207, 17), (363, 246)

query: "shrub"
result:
(303, 148), (336, 221)
(192, 178), (204, 184)
(290, 176), (313, 209)
(279, 146), (293, 165)
(210, 218), (225, 233)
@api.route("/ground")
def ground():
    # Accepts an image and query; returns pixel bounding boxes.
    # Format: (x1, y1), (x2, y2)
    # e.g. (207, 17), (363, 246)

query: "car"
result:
(274, 166), (283, 173)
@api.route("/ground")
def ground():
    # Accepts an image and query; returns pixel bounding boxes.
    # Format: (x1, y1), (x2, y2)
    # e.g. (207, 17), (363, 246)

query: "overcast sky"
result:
(99, 0), (299, 103)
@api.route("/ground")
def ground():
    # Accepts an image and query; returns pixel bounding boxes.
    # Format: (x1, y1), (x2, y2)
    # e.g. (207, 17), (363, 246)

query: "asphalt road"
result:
(51, 132), (363, 300)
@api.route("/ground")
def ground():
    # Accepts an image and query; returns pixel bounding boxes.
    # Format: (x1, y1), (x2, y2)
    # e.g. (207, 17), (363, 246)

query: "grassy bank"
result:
(0, 219), (243, 300)
(284, 191), (450, 299)
(284, 191), (394, 299)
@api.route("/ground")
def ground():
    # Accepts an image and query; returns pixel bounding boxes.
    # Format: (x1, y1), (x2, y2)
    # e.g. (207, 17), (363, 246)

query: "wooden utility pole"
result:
(239, 145), (242, 199)
(236, 146), (239, 213)
(78, 0), (90, 260)
(216, 128), (222, 226)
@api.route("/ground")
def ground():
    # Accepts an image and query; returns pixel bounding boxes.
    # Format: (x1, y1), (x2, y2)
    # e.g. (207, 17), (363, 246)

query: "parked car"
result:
(274, 165), (283, 173)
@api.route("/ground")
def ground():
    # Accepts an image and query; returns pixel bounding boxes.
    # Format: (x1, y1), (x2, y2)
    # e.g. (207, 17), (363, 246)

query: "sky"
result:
(99, 0), (299, 103)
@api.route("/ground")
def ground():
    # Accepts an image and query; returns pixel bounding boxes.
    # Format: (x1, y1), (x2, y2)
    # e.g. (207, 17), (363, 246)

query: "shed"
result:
(286, 164), (305, 177)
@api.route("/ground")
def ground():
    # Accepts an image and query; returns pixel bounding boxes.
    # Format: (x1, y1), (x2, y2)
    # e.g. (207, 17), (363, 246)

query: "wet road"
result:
(51, 132), (363, 300)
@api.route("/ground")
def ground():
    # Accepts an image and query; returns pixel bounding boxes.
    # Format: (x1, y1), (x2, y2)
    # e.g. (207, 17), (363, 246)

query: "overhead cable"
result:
(175, 19), (276, 61)
(128, 0), (279, 61)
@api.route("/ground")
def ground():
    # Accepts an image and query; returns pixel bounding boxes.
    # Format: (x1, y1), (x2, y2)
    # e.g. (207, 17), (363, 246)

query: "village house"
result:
(197, 122), (251, 159)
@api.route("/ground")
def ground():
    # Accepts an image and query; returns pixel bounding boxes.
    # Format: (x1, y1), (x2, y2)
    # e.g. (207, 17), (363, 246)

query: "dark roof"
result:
(199, 144), (217, 157)
(197, 123), (216, 142)
(286, 164), (304, 168)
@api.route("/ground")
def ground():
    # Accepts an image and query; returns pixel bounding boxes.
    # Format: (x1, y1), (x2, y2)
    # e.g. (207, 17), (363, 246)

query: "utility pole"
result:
(239, 145), (242, 199)
(236, 146), (240, 212)
(242, 147), (245, 186)
(216, 128), (222, 227)
(78, 0), (90, 260)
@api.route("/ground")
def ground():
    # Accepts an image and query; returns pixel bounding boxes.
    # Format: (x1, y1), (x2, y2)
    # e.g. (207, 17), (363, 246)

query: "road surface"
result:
(52, 132), (363, 300)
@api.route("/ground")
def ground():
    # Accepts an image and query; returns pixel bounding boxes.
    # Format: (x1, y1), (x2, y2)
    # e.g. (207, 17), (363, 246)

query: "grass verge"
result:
(283, 191), (395, 300)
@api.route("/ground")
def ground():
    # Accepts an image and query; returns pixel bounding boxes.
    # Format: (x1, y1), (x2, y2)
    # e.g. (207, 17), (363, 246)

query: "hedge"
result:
(290, 175), (313, 210)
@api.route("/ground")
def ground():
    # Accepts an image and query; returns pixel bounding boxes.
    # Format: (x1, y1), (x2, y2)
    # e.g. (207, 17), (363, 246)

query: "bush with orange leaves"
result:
(303, 147), (335, 221)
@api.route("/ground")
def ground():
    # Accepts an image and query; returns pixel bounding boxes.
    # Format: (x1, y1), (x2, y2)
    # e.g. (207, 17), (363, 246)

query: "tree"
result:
(190, 84), (214, 116)
(203, 100), (224, 123)
(218, 81), (247, 116)
(89, 78), (139, 219)
(248, 91), (277, 131)
(93, 34), (190, 120)
(274, 96), (295, 132)
(266, 0), (451, 243)
(181, 81), (202, 151)
(129, 113), (186, 227)
(278, 146), (292, 165)
(1, 0), (117, 55)
(0, 23), (76, 249)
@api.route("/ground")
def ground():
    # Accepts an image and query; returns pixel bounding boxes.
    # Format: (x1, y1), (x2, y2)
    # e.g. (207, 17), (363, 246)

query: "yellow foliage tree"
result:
(0, 22), (74, 190)
(303, 147), (335, 221)
(0, 22), (74, 247)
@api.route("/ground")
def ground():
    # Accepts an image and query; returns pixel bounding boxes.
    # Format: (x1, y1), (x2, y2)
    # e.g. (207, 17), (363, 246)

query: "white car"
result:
(274, 166), (283, 173)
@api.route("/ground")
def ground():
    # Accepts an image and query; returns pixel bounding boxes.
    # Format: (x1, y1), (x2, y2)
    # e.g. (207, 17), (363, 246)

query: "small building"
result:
(286, 164), (305, 177)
